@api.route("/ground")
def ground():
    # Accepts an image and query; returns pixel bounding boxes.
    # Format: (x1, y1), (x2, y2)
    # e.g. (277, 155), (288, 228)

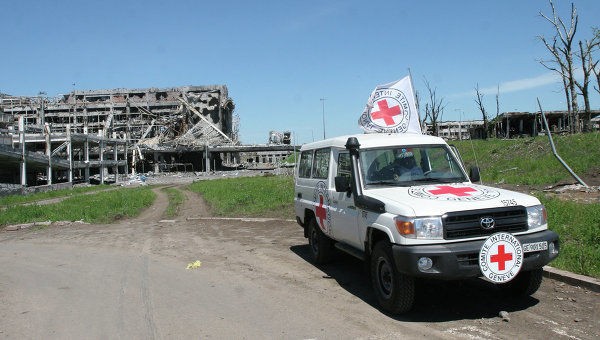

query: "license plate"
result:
(522, 241), (548, 253)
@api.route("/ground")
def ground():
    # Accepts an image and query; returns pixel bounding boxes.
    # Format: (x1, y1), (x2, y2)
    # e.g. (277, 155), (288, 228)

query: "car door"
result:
(329, 150), (361, 249)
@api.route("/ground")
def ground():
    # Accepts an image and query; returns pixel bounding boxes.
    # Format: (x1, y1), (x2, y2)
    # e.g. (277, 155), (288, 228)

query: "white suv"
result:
(294, 133), (559, 314)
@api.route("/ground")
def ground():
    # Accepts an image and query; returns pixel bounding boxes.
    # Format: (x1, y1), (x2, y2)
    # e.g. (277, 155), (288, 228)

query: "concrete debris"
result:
(550, 184), (599, 193)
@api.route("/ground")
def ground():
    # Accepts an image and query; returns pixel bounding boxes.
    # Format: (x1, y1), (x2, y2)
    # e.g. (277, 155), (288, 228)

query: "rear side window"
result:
(312, 148), (331, 179)
(298, 151), (313, 178)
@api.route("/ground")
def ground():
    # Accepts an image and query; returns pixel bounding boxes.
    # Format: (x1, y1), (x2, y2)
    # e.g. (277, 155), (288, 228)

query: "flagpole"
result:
(407, 68), (422, 132)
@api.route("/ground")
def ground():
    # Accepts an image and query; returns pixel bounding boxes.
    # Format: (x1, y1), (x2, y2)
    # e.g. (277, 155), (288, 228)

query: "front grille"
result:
(443, 206), (528, 240)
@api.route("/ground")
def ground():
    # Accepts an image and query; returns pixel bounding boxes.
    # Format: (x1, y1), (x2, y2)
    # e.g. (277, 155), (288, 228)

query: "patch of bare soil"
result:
(178, 186), (211, 219)
(132, 186), (171, 223)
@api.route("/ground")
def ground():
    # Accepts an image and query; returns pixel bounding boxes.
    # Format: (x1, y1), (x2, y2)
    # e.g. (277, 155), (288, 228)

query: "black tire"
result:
(499, 268), (543, 297)
(308, 218), (332, 264)
(370, 241), (415, 314)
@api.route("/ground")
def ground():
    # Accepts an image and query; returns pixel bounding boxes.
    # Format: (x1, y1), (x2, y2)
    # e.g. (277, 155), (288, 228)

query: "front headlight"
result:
(395, 216), (443, 239)
(526, 205), (547, 229)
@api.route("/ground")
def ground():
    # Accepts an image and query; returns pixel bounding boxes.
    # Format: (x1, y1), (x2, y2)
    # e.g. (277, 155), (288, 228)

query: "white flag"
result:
(358, 76), (422, 134)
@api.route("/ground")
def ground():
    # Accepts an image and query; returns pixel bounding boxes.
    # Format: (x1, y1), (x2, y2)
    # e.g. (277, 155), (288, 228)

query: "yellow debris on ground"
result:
(186, 260), (202, 270)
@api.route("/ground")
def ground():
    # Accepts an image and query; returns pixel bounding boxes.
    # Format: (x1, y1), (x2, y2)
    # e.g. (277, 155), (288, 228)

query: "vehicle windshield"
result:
(360, 145), (468, 187)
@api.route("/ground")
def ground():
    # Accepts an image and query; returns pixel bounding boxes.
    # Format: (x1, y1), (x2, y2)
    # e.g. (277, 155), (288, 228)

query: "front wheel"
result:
(308, 218), (332, 264)
(498, 268), (543, 297)
(370, 241), (415, 314)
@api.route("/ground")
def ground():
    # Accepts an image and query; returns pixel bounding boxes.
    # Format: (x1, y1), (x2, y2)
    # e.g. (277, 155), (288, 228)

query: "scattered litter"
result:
(186, 260), (202, 270)
(5, 225), (21, 231)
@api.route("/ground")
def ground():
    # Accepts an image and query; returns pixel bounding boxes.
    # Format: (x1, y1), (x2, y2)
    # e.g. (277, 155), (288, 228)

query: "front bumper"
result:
(391, 230), (559, 280)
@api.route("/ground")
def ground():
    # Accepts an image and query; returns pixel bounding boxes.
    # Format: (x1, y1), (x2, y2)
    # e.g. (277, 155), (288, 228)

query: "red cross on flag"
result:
(359, 75), (422, 134)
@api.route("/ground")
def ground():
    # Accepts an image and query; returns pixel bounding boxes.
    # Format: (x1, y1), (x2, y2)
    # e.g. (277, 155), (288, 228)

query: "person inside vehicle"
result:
(392, 149), (423, 180)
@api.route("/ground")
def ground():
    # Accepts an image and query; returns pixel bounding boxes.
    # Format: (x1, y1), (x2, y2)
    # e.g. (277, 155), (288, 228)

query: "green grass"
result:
(453, 132), (600, 185)
(163, 187), (185, 218)
(0, 187), (155, 226)
(188, 175), (294, 219)
(538, 195), (600, 278)
(0, 184), (111, 207)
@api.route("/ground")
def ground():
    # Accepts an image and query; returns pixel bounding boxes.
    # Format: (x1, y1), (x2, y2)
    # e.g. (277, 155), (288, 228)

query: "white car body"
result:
(294, 133), (559, 313)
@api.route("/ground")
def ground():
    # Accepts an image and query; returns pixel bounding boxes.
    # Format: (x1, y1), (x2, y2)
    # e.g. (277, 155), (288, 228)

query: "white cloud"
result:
(448, 71), (564, 98)
(487, 72), (562, 94)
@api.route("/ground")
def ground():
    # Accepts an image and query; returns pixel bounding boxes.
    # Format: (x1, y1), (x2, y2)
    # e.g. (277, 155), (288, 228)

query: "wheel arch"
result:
(365, 224), (394, 257)
(303, 208), (316, 238)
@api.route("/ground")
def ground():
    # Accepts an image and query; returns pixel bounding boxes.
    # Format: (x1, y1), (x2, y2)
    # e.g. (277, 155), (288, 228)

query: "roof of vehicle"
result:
(299, 133), (448, 151)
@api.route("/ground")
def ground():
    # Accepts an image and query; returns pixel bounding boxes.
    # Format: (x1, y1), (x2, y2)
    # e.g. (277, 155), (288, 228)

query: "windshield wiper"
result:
(367, 180), (399, 186)
(433, 177), (466, 183)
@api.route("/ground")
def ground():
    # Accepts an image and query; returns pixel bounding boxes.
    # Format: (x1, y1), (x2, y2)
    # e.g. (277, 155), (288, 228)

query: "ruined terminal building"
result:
(0, 85), (263, 190)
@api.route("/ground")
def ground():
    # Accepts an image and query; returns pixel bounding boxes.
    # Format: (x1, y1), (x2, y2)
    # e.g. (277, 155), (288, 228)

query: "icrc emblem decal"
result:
(313, 181), (331, 235)
(358, 88), (411, 133)
(479, 232), (523, 283)
(408, 184), (500, 202)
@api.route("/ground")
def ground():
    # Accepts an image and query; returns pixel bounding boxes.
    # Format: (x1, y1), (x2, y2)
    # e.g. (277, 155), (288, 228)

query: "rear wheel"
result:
(308, 218), (332, 264)
(370, 241), (415, 314)
(499, 268), (543, 297)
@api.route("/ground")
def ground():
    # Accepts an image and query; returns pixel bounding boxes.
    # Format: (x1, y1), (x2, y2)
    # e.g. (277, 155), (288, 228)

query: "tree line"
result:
(421, 0), (599, 137)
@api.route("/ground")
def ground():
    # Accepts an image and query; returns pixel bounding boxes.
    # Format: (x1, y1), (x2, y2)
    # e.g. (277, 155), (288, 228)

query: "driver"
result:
(392, 149), (423, 179)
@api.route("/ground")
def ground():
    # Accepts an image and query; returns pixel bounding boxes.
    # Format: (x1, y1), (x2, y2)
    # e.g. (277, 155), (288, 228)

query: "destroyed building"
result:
(0, 86), (219, 185)
(0, 85), (294, 192)
(493, 110), (600, 138)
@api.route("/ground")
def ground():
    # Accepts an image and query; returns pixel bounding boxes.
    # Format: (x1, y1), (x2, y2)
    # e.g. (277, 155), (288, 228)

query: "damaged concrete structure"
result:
(0, 85), (294, 191)
(0, 85), (293, 192)
(494, 110), (600, 138)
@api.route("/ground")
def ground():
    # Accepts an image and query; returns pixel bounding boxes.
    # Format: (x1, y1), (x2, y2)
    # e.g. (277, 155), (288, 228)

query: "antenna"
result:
(320, 98), (327, 139)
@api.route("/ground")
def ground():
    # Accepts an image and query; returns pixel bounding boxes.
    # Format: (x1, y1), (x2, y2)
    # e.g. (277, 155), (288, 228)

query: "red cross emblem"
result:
(490, 244), (513, 271)
(428, 185), (478, 197)
(370, 99), (401, 126)
(315, 195), (327, 227)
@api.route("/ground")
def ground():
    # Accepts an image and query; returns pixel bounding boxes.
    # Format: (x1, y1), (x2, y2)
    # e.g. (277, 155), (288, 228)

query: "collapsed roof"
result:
(1, 85), (238, 150)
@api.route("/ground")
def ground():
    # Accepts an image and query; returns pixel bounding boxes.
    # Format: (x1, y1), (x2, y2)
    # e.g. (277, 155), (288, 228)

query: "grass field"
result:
(539, 195), (600, 278)
(453, 132), (600, 185)
(0, 186), (155, 226)
(188, 175), (294, 219)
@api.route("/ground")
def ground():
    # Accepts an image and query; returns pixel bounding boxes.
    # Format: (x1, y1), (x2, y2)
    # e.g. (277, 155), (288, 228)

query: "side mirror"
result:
(469, 166), (481, 183)
(334, 176), (351, 193)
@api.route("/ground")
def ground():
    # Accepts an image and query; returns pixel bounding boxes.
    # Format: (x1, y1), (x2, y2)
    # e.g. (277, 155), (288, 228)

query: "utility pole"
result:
(320, 98), (326, 139)
(454, 109), (463, 140)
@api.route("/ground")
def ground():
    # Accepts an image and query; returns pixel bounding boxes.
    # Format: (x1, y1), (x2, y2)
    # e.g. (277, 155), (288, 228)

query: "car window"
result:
(298, 151), (313, 178)
(360, 145), (467, 186)
(337, 152), (351, 178)
(312, 148), (330, 179)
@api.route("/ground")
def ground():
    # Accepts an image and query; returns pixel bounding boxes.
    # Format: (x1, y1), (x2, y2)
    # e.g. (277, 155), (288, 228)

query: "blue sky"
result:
(2, 0), (599, 144)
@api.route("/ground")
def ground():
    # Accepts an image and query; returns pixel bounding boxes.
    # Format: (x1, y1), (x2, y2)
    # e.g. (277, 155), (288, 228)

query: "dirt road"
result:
(1, 186), (598, 339)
